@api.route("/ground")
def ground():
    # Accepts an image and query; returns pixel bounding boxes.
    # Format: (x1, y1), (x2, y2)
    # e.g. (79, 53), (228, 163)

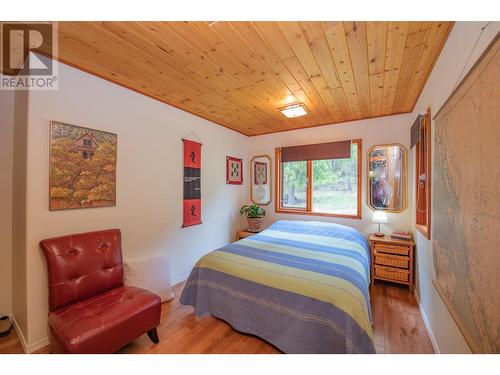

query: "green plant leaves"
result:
(240, 203), (265, 218)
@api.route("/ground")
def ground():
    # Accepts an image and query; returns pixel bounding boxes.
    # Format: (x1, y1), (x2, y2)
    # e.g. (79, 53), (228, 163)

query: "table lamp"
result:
(372, 211), (388, 237)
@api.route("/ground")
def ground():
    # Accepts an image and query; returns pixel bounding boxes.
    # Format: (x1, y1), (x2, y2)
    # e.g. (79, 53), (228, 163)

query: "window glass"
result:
(277, 140), (361, 219)
(281, 161), (307, 209)
(312, 143), (358, 215)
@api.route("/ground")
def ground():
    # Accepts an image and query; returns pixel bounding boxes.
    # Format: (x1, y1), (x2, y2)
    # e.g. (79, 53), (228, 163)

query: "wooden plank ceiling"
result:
(46, 21), (453, 136)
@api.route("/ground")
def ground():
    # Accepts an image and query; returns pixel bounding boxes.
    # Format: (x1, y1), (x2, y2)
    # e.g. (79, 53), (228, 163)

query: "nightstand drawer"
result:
(374, 265), (409, 282)
(374, 243), (410, 256)
(369, 234), (415, 293)
(375, 253), (409, 269)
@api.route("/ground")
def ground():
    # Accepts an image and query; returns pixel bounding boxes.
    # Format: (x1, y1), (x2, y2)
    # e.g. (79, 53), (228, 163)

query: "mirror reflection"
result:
(368, 144), (407, 212)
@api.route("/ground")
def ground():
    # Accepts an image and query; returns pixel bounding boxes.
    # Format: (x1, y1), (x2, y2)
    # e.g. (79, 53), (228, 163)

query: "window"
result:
(276, 139), (361, 219)
(415, 108), (432, 238)
(83, 139), (92, 146)
(281, 161), (307, 209)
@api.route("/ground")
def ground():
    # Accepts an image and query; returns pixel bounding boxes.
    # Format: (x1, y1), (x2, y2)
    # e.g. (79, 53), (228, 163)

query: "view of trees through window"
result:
(280, 142), (358, 215)
(281, 161), (307, 208)
(312, 143), (358, 214)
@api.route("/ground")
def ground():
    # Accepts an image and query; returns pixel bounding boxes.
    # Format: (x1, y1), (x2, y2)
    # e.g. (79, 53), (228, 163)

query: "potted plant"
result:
(240, 203), (266, 233)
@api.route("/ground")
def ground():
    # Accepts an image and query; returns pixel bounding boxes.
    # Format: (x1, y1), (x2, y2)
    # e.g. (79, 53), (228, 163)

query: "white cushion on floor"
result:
(124, 254), (174, 303)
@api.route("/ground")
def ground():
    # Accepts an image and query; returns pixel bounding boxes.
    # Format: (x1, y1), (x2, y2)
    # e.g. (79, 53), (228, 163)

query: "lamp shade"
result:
(372, 211), (388, 224)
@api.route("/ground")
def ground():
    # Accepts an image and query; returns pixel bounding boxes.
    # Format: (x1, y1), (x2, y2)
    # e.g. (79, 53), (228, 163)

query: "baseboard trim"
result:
(11, 316), (28, 353)
(27, 336), (50, 353)
(11, 316), (50, 354)
(414, 288), (440, 354)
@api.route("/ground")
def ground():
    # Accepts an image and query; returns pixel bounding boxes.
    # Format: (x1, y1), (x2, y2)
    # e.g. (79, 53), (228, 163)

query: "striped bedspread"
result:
(180, 220), (375, 353)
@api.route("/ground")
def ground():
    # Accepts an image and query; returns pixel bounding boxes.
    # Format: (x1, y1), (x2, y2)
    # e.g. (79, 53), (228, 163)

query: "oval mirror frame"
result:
(250, 155), (272, 206)
(367, 143), (408, 213)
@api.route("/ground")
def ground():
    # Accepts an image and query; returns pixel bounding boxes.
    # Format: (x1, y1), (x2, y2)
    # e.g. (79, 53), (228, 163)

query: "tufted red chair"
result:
(40, 229), (161, 354)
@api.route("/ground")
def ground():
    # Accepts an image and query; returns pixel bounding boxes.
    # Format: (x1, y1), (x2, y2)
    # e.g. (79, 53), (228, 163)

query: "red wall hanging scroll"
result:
(182, 139), (202, 227)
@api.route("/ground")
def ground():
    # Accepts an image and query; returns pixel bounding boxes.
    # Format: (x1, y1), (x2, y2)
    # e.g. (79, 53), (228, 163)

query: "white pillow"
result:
(124, 254), (174, 303)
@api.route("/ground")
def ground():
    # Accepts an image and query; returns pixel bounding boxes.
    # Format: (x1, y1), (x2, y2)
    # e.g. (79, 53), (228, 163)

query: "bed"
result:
(180, 220), (375, 353)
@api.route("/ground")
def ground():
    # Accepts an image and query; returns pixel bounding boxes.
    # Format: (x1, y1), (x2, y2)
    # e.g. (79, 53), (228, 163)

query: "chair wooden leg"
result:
(147, 328), (159, 344)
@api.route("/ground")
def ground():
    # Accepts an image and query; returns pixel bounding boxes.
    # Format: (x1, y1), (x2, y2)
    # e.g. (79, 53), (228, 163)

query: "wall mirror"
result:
(367, 144), (407, 212)
(250, 155), (272, 206)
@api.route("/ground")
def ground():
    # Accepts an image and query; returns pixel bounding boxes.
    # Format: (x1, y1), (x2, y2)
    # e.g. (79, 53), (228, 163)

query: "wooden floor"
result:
(1, 281), (434, 354)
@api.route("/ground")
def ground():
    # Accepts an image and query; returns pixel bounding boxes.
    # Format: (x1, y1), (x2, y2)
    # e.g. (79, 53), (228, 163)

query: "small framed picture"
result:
(226, 156), (243, 184)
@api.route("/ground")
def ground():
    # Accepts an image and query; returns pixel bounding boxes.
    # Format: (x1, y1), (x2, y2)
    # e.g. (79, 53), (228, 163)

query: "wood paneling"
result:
(1, 282), (434, 354)
(22, 21), (453, 136)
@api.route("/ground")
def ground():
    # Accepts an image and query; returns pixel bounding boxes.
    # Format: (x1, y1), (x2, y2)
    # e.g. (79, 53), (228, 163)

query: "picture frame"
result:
(367, 143), (407, 213)
(250, 155), (272, 205)
(49, 120), (117, 210)
(226, 156), (243, 184)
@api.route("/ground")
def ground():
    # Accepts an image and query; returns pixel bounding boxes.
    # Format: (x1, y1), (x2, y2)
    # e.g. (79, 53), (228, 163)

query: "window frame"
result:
(415, 108), (432, 239)
(275, 139), (362, 220)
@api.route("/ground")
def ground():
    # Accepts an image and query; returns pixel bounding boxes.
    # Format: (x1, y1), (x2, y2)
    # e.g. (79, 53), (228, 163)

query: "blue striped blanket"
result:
(180, 220), (374, 353)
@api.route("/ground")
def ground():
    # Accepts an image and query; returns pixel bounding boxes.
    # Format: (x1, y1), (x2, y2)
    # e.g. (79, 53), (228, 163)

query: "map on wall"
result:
(432, 36), (499, 353)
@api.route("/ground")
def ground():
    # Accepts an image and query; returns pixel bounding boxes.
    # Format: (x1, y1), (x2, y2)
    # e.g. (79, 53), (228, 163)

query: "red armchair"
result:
(40, 229), (161, 353)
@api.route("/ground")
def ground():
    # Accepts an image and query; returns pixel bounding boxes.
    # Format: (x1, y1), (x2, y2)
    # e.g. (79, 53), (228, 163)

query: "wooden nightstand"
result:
(235, 230), (262, 241)
(369, 234), (415, 294)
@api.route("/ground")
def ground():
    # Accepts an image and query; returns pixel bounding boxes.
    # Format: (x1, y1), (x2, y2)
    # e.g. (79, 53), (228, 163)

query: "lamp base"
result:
(374, 232), (385, 237)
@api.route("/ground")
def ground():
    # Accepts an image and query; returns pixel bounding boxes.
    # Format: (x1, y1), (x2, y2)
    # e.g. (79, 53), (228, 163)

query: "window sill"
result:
(275, 208), (361, 220)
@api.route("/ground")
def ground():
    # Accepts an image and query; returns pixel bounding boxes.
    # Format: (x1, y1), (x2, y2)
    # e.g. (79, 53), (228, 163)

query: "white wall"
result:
(409, 21), (500, 353)
(11, 87), (29, 348)
(0, 83), (14, 317)
(22, 57), (249, 350)
(249, 113), (415, 235)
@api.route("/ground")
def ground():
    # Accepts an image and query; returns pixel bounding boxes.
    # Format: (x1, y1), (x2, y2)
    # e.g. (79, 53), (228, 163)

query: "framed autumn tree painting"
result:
(49, 121), (117, 210)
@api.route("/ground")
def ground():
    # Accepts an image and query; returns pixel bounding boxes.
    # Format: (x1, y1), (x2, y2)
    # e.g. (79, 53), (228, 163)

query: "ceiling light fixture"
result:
(279, 103), (308, 118)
